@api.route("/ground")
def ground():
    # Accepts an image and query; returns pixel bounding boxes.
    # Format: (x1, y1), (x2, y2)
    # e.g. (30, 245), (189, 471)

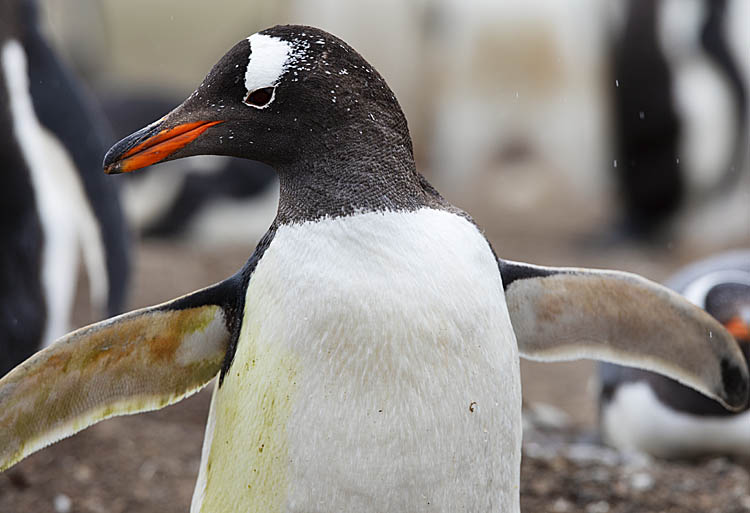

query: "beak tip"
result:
(102, 148), (119, 173)
(102, 160), (122, 175)
(104, 162), (122, 175)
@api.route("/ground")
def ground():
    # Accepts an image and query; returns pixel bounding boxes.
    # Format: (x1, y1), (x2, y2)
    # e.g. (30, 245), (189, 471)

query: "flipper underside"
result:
(499, 259), (749, 411)
(0, 277), (239, 472)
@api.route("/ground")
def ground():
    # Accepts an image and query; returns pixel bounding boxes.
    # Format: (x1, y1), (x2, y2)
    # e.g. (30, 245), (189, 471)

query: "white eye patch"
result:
(243, 33), (291, 108)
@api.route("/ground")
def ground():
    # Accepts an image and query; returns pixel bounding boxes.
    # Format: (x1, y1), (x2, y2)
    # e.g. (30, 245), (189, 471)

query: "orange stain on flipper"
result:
(0, 305), (230, 472)
(118, 120), (223, 173)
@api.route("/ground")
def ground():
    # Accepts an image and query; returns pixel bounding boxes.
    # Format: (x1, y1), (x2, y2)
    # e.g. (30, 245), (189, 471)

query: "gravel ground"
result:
(2, 388), (749, 513)
(520, 422), (750, 513)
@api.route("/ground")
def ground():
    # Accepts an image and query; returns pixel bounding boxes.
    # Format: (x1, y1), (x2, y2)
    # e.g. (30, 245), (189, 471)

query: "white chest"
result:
(192, 208), (522, 513)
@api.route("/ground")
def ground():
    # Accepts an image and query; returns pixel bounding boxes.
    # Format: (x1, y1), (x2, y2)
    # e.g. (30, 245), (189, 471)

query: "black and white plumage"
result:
(0, 0), (129, 375)
(610, 0), (748, 239)
(0, 25), (746, 513)
(600, 250), (750, 457)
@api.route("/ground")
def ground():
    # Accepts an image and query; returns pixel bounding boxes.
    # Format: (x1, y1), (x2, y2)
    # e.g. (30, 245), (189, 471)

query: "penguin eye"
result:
(243, 87), (275, 108)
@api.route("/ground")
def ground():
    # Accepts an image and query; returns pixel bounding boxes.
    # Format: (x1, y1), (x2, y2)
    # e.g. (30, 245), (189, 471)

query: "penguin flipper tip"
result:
(0, 292), (232, 472)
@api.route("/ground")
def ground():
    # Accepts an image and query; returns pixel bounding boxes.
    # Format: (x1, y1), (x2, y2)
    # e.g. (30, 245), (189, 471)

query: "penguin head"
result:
(682, 268), (750, 369)
(104, 25), (412, 175)
(705, 282), (750, 355)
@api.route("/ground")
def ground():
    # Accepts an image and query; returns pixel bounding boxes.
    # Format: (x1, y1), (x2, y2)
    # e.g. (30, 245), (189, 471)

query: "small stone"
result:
(706, 457), (731, 474)
(566, 444), (619, 467)
(74, 464), (92, 482)
(526, 402), (571, 430)
(586, 500), (610, 513)
(629, 471), (654, 491)
(552, 497), (573, 512)
(139, 460), (158, 480)
(678, 477), (698, 492)
(54, 494), (72, 513)
(621, 450), (652, 469)
(524, 441), (555, 461)
(591, 467), (612, 483)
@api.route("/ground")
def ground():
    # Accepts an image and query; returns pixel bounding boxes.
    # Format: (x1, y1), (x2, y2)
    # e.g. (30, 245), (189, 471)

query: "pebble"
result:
(590, 467), (611, 483)
(552, 497), (573, 512)
(629, 471), (655, 491)
(524, 441), (554, 461)
(54, 494), (72, 513)
(586, 500), (610, 513)
(74, 463), (92, 482)
(139, 460), (158, 480)
(566, 444), (620, 467)
(706, 457), (732, 475)
(524, 403), (572, 430)
(620, 450), (652, 470)
(677, 477), (698, 492)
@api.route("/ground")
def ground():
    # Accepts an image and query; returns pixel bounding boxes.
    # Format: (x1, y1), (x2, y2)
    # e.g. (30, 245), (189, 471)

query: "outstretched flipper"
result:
(0, 275), (242, 472)
(499, 259), (749, 411)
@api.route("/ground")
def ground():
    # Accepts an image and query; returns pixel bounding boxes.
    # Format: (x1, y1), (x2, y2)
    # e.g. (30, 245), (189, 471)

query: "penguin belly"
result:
(602, 381), (750, 458)
(191, 208), (522, 513)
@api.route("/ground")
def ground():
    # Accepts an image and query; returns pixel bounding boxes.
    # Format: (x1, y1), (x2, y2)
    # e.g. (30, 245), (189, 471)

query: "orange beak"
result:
(104, 120), (223, 174)
(726, 316), (750, 341)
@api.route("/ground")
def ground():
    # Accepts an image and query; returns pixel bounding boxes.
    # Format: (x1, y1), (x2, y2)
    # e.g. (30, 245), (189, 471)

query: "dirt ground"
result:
(1, 198), (748, 512)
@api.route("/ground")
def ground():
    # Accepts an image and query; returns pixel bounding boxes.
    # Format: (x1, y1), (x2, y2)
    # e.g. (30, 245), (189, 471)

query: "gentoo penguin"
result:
(610, 0), (683, 238)
(600, 250), (750, 458)
(0, 0), (130, 375)
(0, 26), (747, 513)
(610, 0), (748, 239)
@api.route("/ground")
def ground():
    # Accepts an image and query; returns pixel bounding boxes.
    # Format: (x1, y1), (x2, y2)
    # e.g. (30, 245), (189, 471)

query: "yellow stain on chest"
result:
(198, 292), (299, 513)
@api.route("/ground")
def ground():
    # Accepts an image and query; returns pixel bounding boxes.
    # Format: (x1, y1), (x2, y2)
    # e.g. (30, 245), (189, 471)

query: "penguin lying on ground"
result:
(0, 0), (129, 376)
(600, 250), (750, 458)
(0, 26), (747, 513)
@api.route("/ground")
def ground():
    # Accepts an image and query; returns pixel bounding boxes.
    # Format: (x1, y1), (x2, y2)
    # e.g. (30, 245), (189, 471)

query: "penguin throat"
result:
(273, 147), (437, 224)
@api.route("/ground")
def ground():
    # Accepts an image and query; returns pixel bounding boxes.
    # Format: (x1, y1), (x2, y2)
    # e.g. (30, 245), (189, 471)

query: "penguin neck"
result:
(274, 134), (428, 224)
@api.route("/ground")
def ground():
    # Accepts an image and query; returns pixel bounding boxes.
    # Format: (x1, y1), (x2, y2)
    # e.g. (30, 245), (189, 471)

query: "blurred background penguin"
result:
(0, 0), (129, 376)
